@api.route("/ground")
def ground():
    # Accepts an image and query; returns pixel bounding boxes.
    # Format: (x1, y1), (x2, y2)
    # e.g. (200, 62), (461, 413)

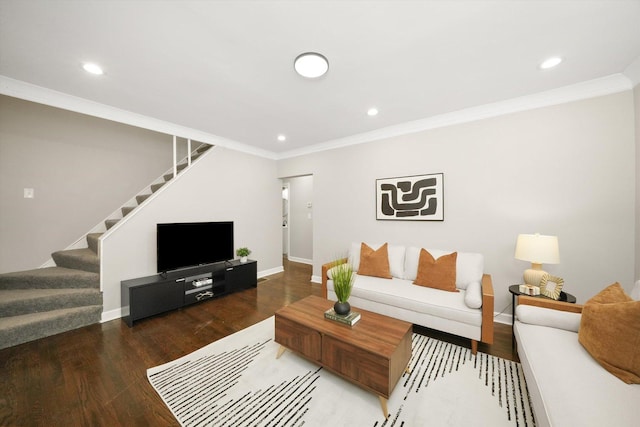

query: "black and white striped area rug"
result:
(148, 317), (535, 427)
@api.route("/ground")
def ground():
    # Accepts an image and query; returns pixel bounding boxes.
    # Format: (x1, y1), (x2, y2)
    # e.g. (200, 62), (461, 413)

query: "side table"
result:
(509, 284), (576, 345)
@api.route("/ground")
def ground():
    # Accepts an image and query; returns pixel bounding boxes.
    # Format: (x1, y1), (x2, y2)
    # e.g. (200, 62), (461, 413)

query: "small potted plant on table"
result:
(236, 247), (251, 263)
(332, 261), (354, 315)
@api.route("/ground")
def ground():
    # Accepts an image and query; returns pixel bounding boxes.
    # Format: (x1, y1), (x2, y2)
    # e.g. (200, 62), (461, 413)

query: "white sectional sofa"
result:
(321, 243), (494, 354)
(514, 290), (640, 427)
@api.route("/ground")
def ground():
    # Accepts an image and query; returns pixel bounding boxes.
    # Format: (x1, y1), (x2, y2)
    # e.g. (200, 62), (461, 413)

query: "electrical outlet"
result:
(24, 188), (34, 199)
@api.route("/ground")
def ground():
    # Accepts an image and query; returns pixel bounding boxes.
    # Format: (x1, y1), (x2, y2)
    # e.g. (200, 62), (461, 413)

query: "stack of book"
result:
(324, 308), (361, 326)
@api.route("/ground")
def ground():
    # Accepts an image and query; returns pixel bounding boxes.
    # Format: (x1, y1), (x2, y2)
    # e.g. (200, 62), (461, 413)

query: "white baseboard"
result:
(287, 256), (313, 265)
(310, 275), (322, 284)
(494, 312), (512, 325)
(258, 266), (284, 278)
(101, 307), (123, 323)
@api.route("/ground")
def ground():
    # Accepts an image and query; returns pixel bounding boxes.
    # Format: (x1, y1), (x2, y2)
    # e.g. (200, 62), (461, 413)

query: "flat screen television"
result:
(157, 221), (234, 273)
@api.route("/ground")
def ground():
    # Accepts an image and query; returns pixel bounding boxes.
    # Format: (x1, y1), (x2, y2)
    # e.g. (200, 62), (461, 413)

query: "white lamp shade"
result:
(514, 234), (560, 264)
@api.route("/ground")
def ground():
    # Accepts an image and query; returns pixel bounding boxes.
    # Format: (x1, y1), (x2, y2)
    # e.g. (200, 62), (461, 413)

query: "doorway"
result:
(281, 175), (313, 265)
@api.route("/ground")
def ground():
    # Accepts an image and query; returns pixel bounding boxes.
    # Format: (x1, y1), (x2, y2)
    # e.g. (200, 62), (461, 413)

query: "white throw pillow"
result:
(515, 304), (581, 333)
(348, 242), (405, 279)
(464, 281), (483, 309)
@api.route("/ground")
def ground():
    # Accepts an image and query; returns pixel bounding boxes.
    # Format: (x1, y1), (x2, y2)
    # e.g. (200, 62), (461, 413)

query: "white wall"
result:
(635, 84), (640, 281)
(0, 95), (185, 273)
(278, 91), (636, 311)
(283, 175), (313, 263)
(101, 146), (282, 314)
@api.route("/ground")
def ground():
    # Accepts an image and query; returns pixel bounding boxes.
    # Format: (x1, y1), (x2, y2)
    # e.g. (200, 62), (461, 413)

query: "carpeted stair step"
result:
(136, 193), (151, 204)
(87, 233), (102, 254)
(151, 182), (165, 193)
(0, 288), (102, 317)
(0, 267), (99, 290)
(52, 249), (100, 274)
(196, 144), (212, 153)
(105, 218), (120, 230)
(121, 206), (136, 217)
(163, 172), (175, 182)
(0, 305), (102, 350)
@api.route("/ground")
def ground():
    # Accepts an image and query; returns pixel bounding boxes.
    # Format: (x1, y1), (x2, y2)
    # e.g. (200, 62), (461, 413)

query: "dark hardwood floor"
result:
(0, 259), (516, 426)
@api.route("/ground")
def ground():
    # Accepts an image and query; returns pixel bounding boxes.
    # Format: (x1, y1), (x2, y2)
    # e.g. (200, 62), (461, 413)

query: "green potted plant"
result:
(236, 247), (251, 263)
(331, 261), (354, 315)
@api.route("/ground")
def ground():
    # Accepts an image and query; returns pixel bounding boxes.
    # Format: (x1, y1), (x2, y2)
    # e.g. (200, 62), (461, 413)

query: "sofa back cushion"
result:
(413, 249), (458, 292)
(404, 247), (483, 289)
(348, 242), (405, 279)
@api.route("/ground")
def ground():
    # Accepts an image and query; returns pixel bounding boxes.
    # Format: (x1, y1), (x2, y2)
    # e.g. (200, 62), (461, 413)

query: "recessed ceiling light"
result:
(367, 108), (379, 116)
(83, 63), (104, 75)
(277, 134), (286, 142)
(540, 57), (562, 70)
(294, 52), (329, 78)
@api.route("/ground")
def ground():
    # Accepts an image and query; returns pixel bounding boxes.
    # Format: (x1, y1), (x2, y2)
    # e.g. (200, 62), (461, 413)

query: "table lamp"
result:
(514, 233), (560, 286)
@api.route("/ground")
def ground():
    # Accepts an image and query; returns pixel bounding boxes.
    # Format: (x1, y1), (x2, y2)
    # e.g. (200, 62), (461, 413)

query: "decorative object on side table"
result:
(539, 274), (564, 300)
(518, 284), (540, 296)
(331, 260), (355, 315)
(236, 247), (251, 263)
(514, 233), (560, 286)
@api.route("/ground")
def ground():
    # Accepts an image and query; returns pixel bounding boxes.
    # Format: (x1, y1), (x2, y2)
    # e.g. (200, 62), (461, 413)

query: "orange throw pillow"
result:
(358, 243), (392, 279)
(413, 249), (458, 292)
(578, 283), (640, 384)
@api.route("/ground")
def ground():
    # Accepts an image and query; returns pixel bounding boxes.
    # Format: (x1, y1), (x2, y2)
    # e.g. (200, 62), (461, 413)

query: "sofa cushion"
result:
(463, 281), (483, 309)
(514, 320), (640, 427)
(358, 243), (392, 279)
(328, 274), (481, 327)
(348, 242), (405, 279)
(413, 249), (458, 292)
(578, 283), (640, 384)
(404, 247), (483, 290)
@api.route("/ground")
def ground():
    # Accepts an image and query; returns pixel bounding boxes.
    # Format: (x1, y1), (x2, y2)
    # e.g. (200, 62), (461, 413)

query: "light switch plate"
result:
(24, 188), (34, 199)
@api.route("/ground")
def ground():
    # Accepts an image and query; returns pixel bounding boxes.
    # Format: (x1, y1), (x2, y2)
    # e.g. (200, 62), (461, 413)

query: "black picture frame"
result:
(376, 173), (444, 221)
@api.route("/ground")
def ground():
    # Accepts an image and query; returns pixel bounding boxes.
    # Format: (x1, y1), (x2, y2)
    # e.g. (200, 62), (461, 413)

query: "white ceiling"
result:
(1, 1), (640, 158)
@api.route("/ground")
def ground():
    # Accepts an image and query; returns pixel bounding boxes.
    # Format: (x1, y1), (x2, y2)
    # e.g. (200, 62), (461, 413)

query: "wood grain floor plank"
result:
(0, 258), (516, 426)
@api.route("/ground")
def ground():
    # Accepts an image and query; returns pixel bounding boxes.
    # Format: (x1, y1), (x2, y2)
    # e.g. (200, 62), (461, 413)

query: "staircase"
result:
(0, 143), (212, 350)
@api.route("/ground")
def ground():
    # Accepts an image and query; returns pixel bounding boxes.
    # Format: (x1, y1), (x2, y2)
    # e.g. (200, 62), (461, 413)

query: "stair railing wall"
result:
(39, 139), (212, 275)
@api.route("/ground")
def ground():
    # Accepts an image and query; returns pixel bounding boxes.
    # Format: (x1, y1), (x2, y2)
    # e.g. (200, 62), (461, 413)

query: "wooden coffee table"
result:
(274, 295), (412, 418)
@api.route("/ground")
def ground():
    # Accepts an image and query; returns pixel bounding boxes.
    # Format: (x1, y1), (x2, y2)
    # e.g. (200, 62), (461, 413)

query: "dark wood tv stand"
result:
(121, 259), (257, 327)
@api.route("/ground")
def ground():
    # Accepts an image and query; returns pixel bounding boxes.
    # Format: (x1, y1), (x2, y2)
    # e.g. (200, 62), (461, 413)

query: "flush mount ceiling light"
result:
(294, 52), (329, 78)
(367, 108), (379, 116)
(540, 57), (562, 70)
(82, 63), (104, 75)
(277, 134), (287, 142)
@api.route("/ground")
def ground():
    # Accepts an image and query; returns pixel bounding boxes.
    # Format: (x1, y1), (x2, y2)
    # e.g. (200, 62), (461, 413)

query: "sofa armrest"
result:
(518, 295), (583, 313)
(481, 274), (494, 344)
(321, 258), (348, 298)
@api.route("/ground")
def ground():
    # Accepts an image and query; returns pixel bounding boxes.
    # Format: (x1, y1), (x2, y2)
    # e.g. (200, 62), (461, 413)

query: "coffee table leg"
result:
(378, 396), (389, 419)
(276, 345), (287, 359)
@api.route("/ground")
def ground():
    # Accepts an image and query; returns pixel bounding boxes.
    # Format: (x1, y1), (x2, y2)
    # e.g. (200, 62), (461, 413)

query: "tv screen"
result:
(157, 221), (234, 273)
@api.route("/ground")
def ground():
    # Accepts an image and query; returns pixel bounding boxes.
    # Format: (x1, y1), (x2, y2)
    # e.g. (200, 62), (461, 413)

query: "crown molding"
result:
(623, 56), (640, 87)
(277, 73), (633, 160)
(0, 75), (277, 160)
(1, 73), (632, 163)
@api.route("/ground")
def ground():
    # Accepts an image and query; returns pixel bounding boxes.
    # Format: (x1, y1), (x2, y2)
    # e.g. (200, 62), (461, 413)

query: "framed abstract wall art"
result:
(376, 173), (444, 221)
